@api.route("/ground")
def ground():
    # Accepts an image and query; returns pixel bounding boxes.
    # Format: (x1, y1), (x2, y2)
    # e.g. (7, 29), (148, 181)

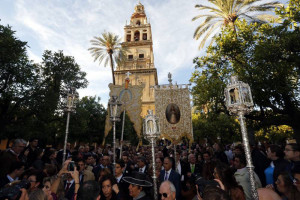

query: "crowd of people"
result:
(0, 138), (299, 200)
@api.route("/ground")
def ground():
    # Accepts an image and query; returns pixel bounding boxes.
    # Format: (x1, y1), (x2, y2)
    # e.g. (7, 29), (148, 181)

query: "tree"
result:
(192, 0), (281, 49)
(191, 10), (300, 143)
(0, 24), (40, 137)
(88, 32), (125, 85)
(68, 96), (107, 143)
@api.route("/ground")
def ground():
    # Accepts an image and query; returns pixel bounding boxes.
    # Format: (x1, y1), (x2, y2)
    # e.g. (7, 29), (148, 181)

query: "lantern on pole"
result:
(224, 76), (258, 200)
(63, 87), (78, 164)
(143, 110), (160, 200)
(108, 95), (122, 173)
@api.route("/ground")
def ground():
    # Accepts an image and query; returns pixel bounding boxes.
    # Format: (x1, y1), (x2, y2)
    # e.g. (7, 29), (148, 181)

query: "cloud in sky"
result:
(1, 0), (204, 105)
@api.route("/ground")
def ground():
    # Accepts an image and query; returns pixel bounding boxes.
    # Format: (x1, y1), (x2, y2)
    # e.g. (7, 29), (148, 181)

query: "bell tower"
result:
(115, 2), (158, 117)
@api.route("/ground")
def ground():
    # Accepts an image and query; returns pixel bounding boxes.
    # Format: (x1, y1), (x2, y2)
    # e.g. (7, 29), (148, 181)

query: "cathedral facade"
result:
(114, 2), (158, 117)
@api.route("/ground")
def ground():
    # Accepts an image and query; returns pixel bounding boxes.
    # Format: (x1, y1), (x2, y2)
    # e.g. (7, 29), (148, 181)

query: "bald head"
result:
(159, 181), (176, 200)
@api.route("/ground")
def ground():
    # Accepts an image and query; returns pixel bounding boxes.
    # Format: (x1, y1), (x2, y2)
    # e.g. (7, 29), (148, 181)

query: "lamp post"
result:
(224, 76), (258, 200)
(108, 95), (122, 174)
(143, 110), (160, 200)
(63, 87), (78, 164)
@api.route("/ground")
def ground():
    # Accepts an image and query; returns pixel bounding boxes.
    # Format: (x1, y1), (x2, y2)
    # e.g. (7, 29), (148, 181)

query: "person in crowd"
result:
(32, 148), (45, 170)
(23, 138), (39, 167)
(275, 171), (300, 200)
(233, 154), (262, 200)
(285, 143), (300, 172)
(213, 143), (228, 164)
(135, 156), (148, 174)
(160, 157), (181, 199)
(181, 175), (198, 200)
(43, 149), (59, 171)
(251, 143), (270, 187)
(28, 188), (47, 200)
(214, 162), (245, 200)
(123, 171), (153, 200)
(187, 153), (202, 177)
(85, 153), (97, 168)
(27, 170), (44, 195)
(115, 159), (130, 200)
(201, 186), (231, 200)
(76, 180), (100, 200)
(42, 177), (58, 200)
(77, 158), (95, 183)
(156, 157), (164, 171)
(99, 174), (120, 200)
(0, 139), (27, 177)
(202, 151), (216, 180)
(0, 161), (25, 188)
(93, 154), (113, 180)
(98, 168), (112, 183)
(293, 168), (300, 192)
(265, 144), (289, 188)
(159, 180), (176, 200)
(233, 144), (244, 156)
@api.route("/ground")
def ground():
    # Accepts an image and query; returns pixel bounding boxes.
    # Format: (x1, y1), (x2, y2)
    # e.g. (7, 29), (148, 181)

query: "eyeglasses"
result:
(160, 193), (168, 198)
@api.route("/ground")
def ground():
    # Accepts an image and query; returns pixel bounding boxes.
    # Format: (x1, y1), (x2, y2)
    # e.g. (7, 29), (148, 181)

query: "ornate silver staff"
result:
(63, 88), (78, 164)
(143, 110), (160, 200)
(224, 76), (258, 200)
(108, 95), (122, 175)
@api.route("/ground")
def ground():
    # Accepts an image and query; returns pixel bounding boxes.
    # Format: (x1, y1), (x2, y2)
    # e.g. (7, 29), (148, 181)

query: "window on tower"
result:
(128, 55), (133, 60)
(143, 33), (147, 40)
(126, 34), (131, 42)
(136, 20), (141, 25)
(134, 31), (140, 41)
(139, 54), (144, 59)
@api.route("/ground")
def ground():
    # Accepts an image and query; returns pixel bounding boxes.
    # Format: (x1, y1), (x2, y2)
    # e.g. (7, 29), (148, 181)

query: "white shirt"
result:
(164, 169), (172, 180)
(116, 174), (123, 183)
(7, 175), (16, 182)
(139, 166), (146, 173)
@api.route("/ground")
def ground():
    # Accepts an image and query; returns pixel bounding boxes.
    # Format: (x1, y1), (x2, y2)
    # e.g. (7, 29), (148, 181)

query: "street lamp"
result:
(224, 76), (258, 200)
(63, 87), (78, 164)
(143, 110), (160, 200)
(108, 95), (122, 173)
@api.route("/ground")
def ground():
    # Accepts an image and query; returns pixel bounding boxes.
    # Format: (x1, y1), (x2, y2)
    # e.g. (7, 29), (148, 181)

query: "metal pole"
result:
(113, 119), (116, 176)
(238, 111), (259, 200)
(63, 111), (70, 164)
(120, 109), (126, 159)
(151, 137), (158, 200)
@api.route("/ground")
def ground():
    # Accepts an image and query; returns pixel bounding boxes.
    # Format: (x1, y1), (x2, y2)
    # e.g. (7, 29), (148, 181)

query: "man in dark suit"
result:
(115, 159), (130, 200)
(0, 161), (25, 188)
(187, 153), (202, 177)
(135, 156), (148, 174)
(64, 174), (76, 200)
(159, 157), (181, 199)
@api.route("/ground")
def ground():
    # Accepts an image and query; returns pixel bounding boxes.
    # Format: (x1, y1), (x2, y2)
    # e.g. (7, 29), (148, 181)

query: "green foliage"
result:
(191, 0), (300, 143)
(192, 112), (240, 144)
(68, 96), (107, 143)
(192, 0), (282, 49)
(88, 32), (126, 85)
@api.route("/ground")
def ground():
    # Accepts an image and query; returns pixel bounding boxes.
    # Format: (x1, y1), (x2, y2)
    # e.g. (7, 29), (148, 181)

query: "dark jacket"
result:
(273, 158), (290, 182)
(118, 176), (130, 200)
(159, 169), (181, 199)
(0, 150), (19, 177)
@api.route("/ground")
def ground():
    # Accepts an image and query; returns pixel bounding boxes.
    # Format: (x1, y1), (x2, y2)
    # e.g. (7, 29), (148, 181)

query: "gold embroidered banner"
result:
(104, 83), (144, 143)
(154, 85), (193, 144)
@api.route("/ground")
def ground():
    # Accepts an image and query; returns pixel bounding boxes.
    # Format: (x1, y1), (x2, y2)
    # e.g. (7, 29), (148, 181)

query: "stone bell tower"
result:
(114, 2), (158, 117)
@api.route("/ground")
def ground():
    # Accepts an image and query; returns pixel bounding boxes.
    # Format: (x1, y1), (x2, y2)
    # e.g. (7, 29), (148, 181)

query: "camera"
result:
(0, 179), (31, 200)
(194, 174), (219, 197)
(68, 161), (75, 171)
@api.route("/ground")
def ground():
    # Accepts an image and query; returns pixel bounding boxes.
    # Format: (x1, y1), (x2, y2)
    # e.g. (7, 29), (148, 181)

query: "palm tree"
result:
(193, 0), (282, 49)
(88, 31), (125, 85)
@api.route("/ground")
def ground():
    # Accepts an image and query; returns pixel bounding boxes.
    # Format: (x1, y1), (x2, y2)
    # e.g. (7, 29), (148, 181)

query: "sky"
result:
(0, 0), (288, 106)
(0, 0), (202, 105)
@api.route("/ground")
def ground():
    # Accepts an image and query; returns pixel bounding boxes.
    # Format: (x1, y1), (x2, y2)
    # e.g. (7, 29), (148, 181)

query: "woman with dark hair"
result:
(275, 172), (300, 200)
(265, 145), (289, 187)
(213, 163), (245, 200)
(99, 174), (120, 200)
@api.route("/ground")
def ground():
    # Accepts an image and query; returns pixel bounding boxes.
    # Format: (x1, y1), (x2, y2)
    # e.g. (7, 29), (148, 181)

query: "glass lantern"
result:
(64, 88), (78, 112)
(143, 110), (160, 140)
(108, 95), (122, 121)
(224, 76), (254, 115)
